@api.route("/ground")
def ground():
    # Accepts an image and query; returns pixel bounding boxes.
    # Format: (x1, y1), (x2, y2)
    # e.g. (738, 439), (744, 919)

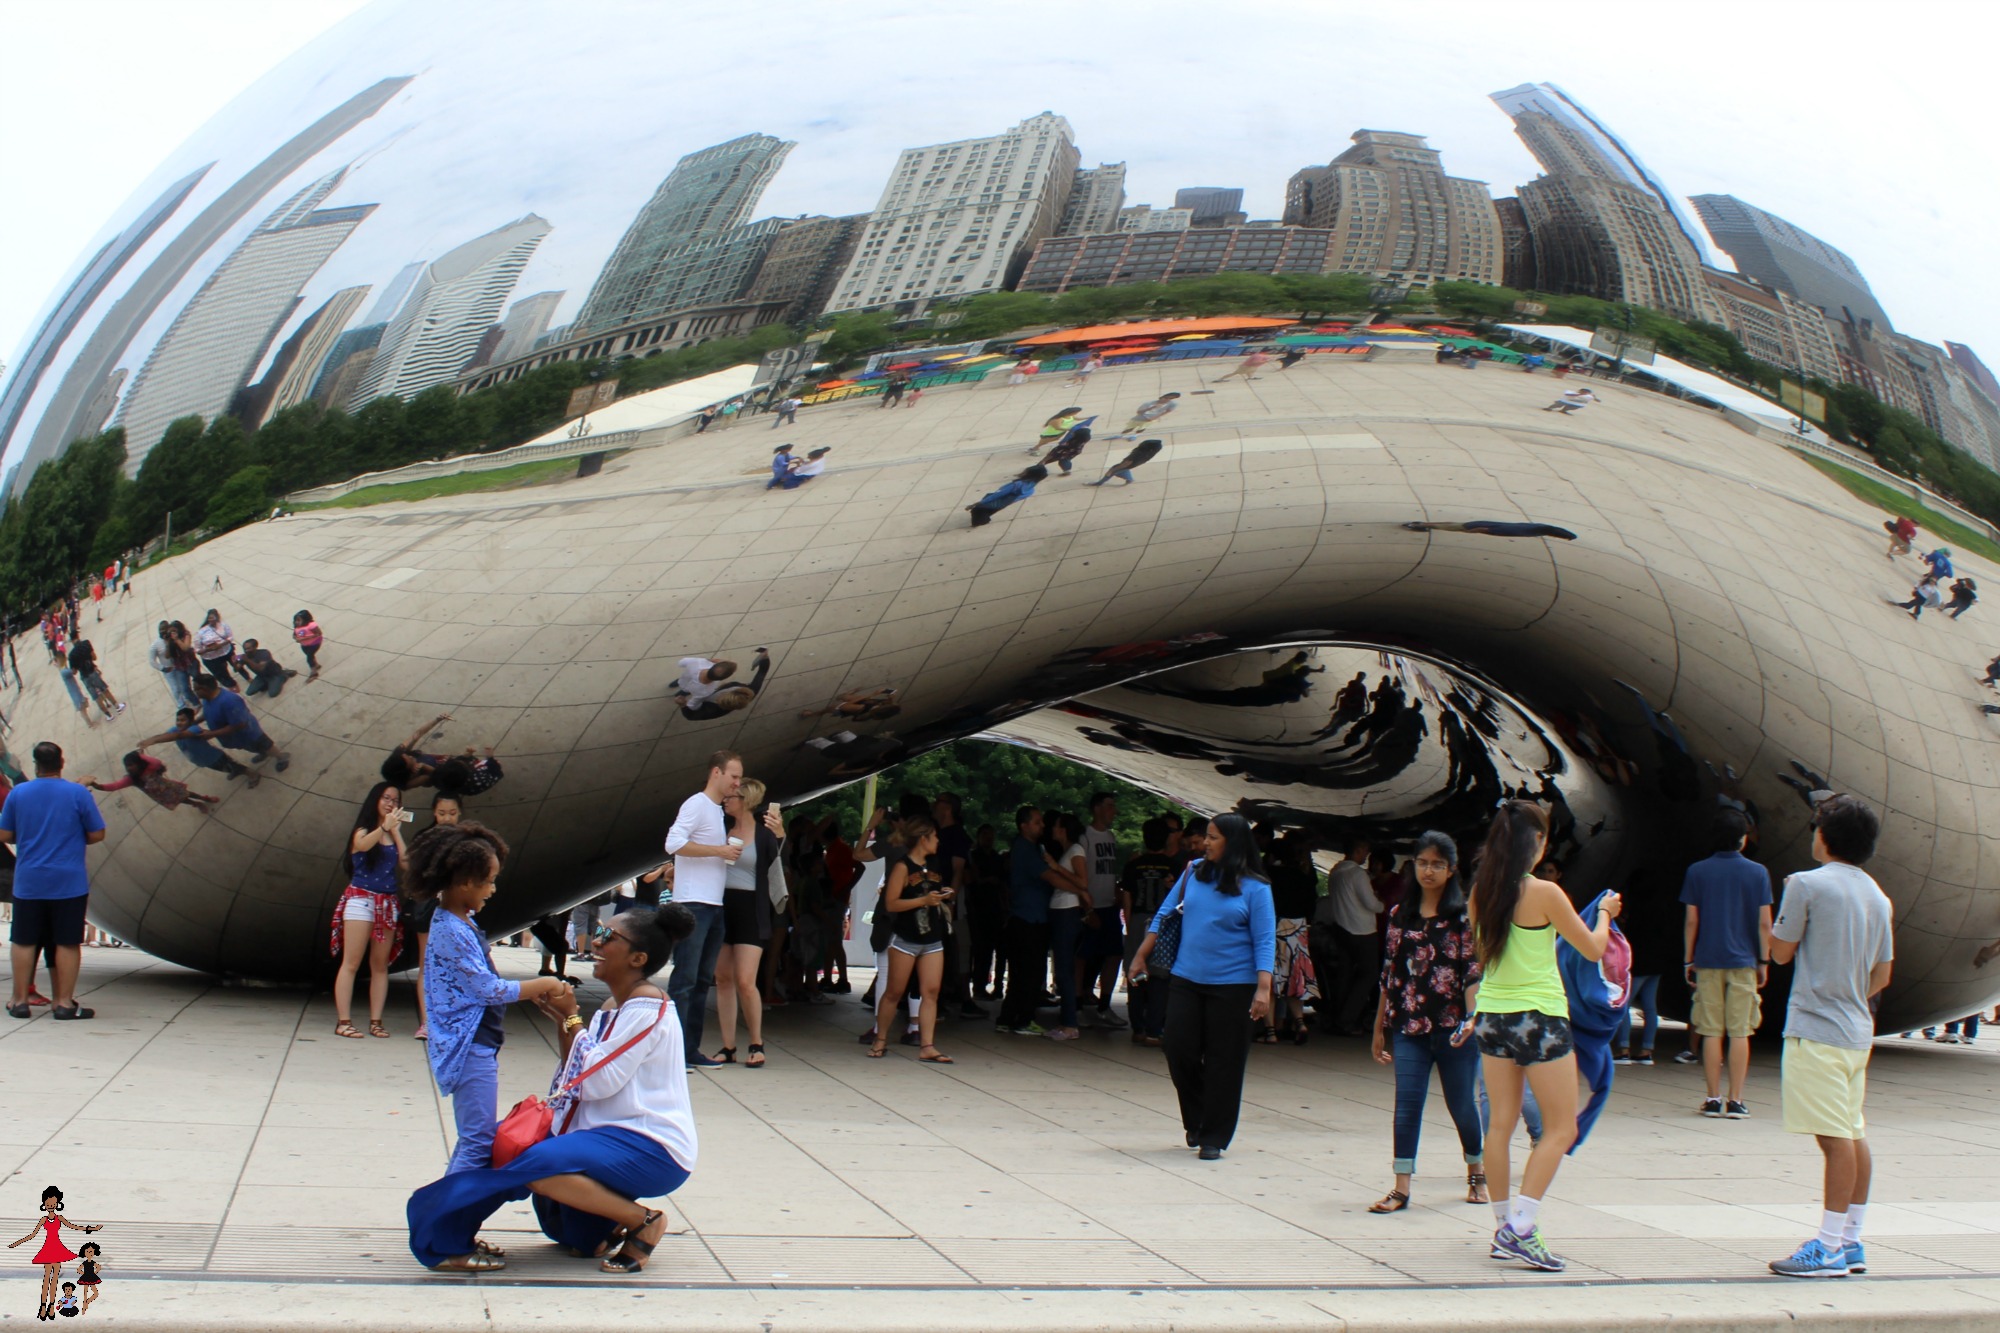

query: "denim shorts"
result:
(1473, 1009), (1574, 1066)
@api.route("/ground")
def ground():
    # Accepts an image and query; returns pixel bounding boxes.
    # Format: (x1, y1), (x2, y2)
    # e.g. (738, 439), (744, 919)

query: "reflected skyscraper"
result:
(351, 214), (551, 407)
(10, 75), (410, 493)
(1057, 163), (1126, 236)
(1174, 186), (1246, 227)
(491, 290), (565, 365)
(114, 171), (376, 471)
(1283, 130), (1501, 288)
(239, 283), (372, 428)
(0, 164), (208, 467)
(1690, 194), (1891, 335)
(573, 133), (792, 335)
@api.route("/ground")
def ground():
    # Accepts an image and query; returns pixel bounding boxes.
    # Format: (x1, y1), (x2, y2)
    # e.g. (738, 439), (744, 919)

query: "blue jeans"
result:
(159, 667), (195, 711)
(1392, 1031), (1483, 1174)
(1613, 974), (1661, 1052)
(1477, 1064), (1545, 1142)
(447, 1044), (500, 1173)
(1049, 907), (1085, 1027)
(667, 901), (726, 1059)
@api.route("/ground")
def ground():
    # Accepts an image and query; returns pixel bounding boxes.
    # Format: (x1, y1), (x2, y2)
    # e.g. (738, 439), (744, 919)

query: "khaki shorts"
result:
(1781, 1037), (1869, 1138)
(1692, 966), (1761, 1037)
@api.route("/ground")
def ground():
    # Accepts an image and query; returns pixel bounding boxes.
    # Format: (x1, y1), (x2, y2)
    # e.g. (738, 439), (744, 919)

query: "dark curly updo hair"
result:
(618, 904), (695, 977)
(403, 822), (511, 900)
(41, 1186), (63, 1211)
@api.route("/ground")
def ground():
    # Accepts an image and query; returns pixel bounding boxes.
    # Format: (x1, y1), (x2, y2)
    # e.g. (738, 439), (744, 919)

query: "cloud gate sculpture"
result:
(4, 0), (1996, 1032)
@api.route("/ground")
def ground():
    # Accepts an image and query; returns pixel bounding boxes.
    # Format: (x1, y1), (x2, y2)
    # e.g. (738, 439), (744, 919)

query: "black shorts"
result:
(9, 895), (90, 949)
(1473, 1009), (1574, 1066)
(406, 896), (438, 935)
(722, 888), (769, 947)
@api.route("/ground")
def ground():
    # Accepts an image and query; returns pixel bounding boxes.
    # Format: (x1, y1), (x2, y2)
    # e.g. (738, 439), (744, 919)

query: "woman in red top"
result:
(86, 751), (218, 815)
(10, 1186), (100, 1321)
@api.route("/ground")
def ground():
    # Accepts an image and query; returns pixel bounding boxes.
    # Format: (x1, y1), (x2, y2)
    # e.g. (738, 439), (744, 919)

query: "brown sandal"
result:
(369, 1020), (390, 1038)
(432, 1250), (506, 1272)
(1369, 1189), (1411, 1214)
(334, 1020), (365, 1039)
(867, 1036), (888, 1058)
(1467, 1170), (1489, 1205)
(918, 1046), (954, 1064)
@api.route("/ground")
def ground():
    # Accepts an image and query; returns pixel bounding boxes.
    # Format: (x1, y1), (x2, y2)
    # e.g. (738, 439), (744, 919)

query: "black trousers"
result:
(970, 912), (1006, 991)
(1332, 928), (1381, 1032)
(998, 918), (1050, 1028)
(1163, 977), (1257, 1150)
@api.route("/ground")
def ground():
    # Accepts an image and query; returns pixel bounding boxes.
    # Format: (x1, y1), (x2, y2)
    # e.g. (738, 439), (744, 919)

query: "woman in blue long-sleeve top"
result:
(966, 465), (1048, 527)
(1129, 812), (1275, 1159)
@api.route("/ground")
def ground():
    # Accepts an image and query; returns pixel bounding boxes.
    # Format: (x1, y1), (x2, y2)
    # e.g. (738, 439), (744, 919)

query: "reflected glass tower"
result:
(350, 214), (551, 406)
(1691, 194), (1891, 334)
(113, 172), (376, 471)
(572, 133), (793, 335)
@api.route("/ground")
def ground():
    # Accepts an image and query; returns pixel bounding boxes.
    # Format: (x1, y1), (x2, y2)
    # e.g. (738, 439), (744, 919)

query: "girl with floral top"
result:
(1369, 830), (1486, 1213)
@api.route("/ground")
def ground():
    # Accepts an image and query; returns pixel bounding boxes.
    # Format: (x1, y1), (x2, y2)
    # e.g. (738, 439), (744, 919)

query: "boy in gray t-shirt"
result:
(1766, 796), (1895, 1279)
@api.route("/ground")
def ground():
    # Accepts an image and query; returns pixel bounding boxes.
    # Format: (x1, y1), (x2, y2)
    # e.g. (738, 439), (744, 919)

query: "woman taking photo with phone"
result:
(867, 814), (955, 1063)
(1129, 812), (1274, 1159)
(331, 782), (410, 1038)
(1369, 830), (1486, 1214)
(1470, 800), (1620, 1271)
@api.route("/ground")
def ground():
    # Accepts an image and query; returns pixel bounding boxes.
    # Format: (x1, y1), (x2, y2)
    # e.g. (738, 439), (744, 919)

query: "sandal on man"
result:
(369, 1020), (390, 1038)
(918, 1046), (954, 1064)
(335, 1020), (365, 1038)
(600, 1209), (664, 1274)
(1467, 1170), (1489, 1205)
(432, 1250), (507, 1273)
(7, 1003), (30, 1019)
(746, 1044), (766, 1068)
(1369, 1189), (1411, 1214)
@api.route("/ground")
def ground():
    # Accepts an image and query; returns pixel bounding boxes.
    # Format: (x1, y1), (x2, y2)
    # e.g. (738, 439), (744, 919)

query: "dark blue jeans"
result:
(666, 901), (726, 1060)
(1049, 907), (1084, 1027)
(1613, 973), (1661, 1052)
(1392, 1030), (1483, 1174)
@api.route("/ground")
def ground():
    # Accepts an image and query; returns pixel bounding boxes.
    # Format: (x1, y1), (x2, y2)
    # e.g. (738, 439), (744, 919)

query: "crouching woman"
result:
(407, 904), (699, 1274)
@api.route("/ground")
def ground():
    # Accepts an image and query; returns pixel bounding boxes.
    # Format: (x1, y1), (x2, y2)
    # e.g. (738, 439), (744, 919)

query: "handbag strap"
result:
(557, 993), (668, 1096)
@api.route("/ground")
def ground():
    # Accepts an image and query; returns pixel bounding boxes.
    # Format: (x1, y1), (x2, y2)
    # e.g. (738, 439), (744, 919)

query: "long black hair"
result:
(1394, 829), (1466, 928)
(1042, 811), (1082, 862)
(344, 781), (398, 873)
(1193, 812), (1266, 897)
(1469, 800), (1549, 968)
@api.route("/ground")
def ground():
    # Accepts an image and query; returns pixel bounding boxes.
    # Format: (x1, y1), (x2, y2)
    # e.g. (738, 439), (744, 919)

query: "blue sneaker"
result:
(1493, 1224), (1567, 1271)
(1769, 1238), (1851, 1278)
(1844, 1241), (1867, 1274)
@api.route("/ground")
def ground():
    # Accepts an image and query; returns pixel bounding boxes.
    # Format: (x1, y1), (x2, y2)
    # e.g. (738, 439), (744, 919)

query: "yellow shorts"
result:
(1692, 967), (1761, 1037)
(1781, 1037), (1869, 1139)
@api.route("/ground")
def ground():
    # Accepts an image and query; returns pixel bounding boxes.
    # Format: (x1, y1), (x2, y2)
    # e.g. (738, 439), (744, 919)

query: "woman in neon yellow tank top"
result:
(1468, 801), (1621, 1273)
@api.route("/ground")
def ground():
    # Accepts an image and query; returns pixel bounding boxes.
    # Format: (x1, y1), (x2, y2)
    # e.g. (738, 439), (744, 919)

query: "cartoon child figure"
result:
(74, 1243), (103, 1314)
(56, 1284), (77, 1317)
(9, 1186), (100, 1322)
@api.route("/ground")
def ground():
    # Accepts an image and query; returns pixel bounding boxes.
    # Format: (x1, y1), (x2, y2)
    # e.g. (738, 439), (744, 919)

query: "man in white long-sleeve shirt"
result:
(664, 750), (742, 1068)
(1320, 839), (1383, 1035)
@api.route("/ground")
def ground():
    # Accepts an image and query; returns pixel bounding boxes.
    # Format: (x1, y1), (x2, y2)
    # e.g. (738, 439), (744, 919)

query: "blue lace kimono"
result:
(423, 910), (521, 1094)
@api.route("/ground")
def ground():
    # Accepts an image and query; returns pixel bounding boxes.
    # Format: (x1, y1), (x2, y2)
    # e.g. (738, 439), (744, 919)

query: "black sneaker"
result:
(1725, 1100), (1750, 1119)
(1701, 1097), (1724, 1117)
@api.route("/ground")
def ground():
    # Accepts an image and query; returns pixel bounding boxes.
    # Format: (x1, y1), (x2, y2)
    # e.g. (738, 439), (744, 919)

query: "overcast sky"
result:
(3, 0), (1994, 434)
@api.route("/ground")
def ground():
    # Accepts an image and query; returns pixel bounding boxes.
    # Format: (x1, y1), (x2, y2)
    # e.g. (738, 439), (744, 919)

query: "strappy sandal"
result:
(432, 1249), (507, 1272)
(600, 1208), (663, 1274)
(1369, 1189), (1411, 1214)
(867, 1036), (888, 1058)
(1467, 1170), (1489, 1205)
(473, 1238), (506, 1257)
(714, 1046), (737, 1064)
(1253, 1024), (1279, 1044)
(369, 1020), (390, 1038)
(334, 1020), (365, 1039)
(1291, 1026), (1310, 1046)
(745, 1044), (765, 1068)
(918, 1046), (954, 1064)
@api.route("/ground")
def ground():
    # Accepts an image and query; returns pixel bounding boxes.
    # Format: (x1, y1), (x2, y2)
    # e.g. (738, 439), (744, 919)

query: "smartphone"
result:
(768, 800), (782, 825)
(396, 809), (415, 823)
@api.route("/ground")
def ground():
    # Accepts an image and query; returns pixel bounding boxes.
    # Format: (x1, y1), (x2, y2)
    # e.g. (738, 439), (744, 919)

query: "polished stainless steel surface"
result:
(2, 1), (1992, 1029)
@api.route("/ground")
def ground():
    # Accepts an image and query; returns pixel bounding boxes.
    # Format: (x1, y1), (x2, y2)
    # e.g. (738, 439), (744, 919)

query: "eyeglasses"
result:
(1413, 858), (1452, 871)
(591, 926), (637, 951)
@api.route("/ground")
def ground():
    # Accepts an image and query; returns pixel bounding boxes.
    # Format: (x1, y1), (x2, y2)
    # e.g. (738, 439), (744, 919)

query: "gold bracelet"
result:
(562, 1015), (584, 1031)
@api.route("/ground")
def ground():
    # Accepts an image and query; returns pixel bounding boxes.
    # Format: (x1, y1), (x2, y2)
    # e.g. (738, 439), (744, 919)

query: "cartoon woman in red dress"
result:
(9, 1186), (100, 1322)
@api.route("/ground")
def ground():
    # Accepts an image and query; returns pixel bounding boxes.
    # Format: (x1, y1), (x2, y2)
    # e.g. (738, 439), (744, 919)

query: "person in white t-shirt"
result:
(1044, 811), (1094, 1041)
(675, 657), (736, 707)
(663, 751), (741, 1068)
(1078, 793), (1128, 1028)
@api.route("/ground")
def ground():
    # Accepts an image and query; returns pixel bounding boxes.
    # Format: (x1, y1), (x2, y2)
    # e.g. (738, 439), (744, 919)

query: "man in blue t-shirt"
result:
(191, 676), (290, 772)
(137, 708), (253, 784)
(997, 806), (1059, 1035)
(1680, 809), (1774, 1119)
(3, 743), (108, 1020)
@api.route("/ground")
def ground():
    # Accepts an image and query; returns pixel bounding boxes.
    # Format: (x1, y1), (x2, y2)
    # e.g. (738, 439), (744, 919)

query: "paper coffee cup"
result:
(727, 837), (745, 848)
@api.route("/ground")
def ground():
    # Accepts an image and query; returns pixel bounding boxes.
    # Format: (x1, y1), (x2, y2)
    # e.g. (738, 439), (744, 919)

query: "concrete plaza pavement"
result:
(3, 945), (1998, 1330)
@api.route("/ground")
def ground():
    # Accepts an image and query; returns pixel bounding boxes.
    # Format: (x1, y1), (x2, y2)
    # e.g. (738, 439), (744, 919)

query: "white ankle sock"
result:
(1508, 1195), (1542, 1235)
(1491, 1200), (1510, 1228)
(1815, 1210), (1845, 1248)
(1842, 1204), (1867, 1244)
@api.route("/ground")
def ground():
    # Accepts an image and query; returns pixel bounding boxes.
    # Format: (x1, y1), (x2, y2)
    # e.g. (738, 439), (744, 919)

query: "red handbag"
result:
(492, 1001), (668, 1167)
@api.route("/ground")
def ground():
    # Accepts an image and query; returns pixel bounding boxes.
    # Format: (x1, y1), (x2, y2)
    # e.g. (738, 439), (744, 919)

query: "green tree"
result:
(202, 466), (275, 532)
(816, 312), (898, 367)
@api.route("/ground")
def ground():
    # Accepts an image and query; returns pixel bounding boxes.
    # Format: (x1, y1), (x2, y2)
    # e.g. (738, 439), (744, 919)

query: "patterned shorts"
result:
(1473, 1009), (1574, 1066)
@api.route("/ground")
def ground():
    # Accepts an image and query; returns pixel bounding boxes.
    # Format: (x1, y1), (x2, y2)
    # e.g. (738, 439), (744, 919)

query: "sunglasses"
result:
(591, 925), (637, 951)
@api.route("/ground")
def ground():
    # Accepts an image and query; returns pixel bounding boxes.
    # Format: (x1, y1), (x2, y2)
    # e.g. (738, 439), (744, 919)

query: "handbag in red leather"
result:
(492, 1001), (667, 1167)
